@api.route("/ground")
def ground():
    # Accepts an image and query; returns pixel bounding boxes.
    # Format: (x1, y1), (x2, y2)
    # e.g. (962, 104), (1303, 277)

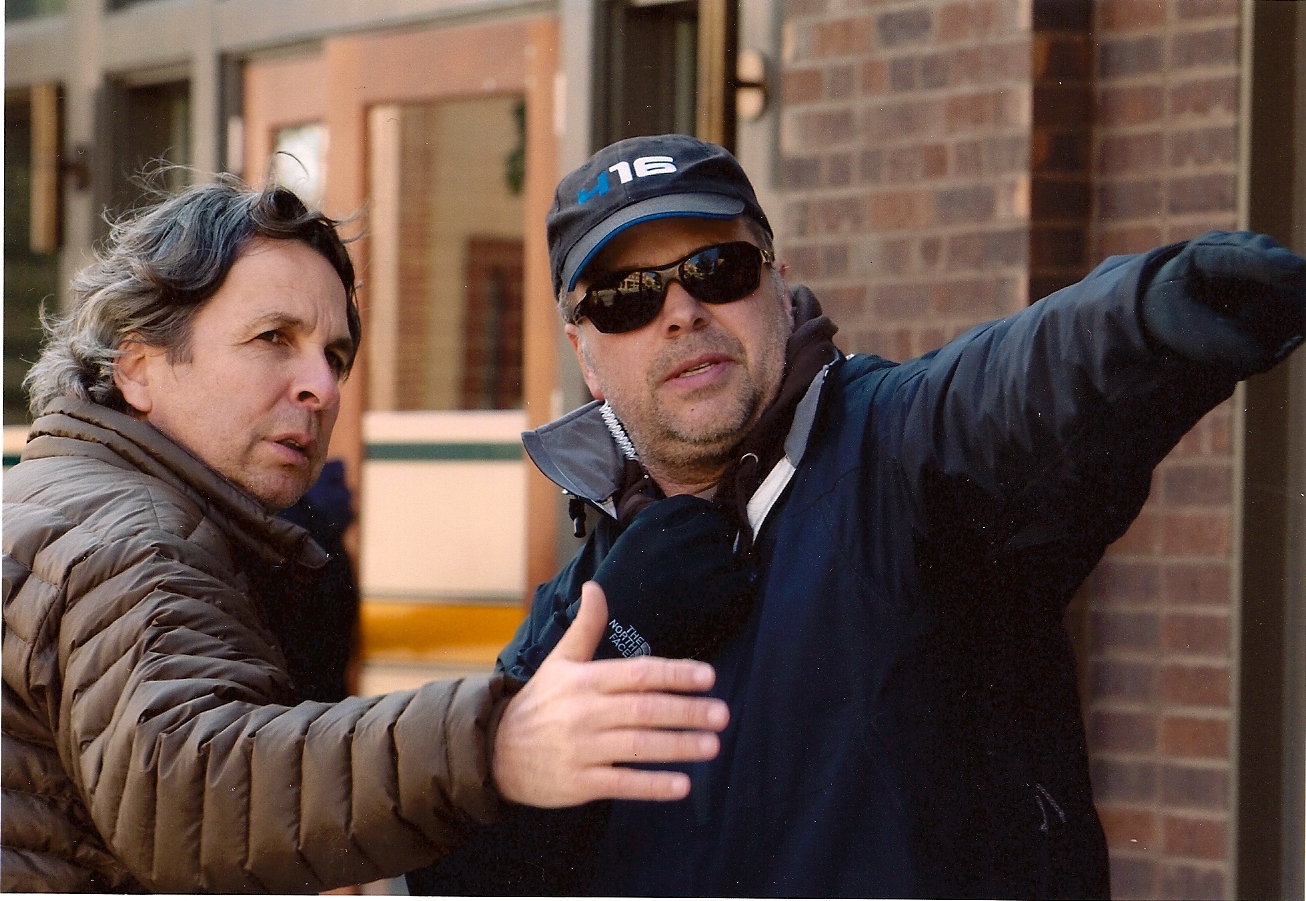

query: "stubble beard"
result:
(619, 335), (784, 477)
(632, 383), (764, 475)
(239, 458), (318, 512)
(239, 428), (330, 512)
(588, 281), (794, 483)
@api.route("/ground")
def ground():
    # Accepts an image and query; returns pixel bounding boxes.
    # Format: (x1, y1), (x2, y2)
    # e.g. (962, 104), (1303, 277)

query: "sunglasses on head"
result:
(569, 241), (775, 334)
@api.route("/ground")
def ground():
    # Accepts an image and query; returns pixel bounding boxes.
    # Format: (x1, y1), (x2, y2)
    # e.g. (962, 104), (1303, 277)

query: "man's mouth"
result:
(669, 354), (732, 382)
(272, 435), (313, 459)
(677, 360), (717, 378)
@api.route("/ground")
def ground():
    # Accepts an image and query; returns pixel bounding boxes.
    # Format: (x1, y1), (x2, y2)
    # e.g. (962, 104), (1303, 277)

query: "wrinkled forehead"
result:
(199, 237), (354, 340)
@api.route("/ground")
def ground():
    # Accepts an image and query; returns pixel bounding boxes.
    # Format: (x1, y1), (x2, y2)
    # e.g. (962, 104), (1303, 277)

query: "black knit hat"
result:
(546, 134), (773, 296)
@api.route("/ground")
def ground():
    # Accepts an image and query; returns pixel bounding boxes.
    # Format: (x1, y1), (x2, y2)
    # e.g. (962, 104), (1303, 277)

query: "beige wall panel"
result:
(360, 461), (527, 599)
(4, 19), (72, 87)
(100, 4), (195, 73)
(360, 410), (527, 600)
(213, 0), (546, 52)
(336, 22), (532, 106)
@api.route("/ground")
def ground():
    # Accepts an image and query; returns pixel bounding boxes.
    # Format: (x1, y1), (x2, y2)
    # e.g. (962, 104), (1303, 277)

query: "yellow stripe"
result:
(359, 600), (527, 665)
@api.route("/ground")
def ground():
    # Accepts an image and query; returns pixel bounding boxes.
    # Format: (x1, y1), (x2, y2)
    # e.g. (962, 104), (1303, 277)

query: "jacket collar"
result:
(522, 400), (627, 519)
(521, 358), (838, 530)
(21, 397), (327, 569)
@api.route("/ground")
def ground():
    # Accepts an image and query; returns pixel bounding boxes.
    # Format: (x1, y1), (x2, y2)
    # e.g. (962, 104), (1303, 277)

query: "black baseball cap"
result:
(546, 134), (773, 296)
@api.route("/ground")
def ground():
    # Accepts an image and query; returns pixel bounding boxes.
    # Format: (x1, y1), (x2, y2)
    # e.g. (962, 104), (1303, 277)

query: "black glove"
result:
(1142, 230), (1306, 374)
(576, 494), (756, 662)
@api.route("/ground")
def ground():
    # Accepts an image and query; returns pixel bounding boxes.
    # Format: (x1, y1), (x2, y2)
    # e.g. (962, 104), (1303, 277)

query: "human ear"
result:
(113, 339), (160, 415)
(565, 324), (606, 401)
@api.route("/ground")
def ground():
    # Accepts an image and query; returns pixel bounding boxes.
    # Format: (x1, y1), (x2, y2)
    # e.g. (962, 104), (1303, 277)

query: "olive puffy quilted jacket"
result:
(2, 399), (507, 892)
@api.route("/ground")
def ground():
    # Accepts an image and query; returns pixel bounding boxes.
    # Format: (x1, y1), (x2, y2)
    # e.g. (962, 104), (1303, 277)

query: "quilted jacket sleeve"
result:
(4, 495), (506, 893)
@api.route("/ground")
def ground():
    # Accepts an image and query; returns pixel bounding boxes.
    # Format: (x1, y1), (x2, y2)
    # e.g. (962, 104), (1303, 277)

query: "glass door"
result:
(241, 19), (560, 686)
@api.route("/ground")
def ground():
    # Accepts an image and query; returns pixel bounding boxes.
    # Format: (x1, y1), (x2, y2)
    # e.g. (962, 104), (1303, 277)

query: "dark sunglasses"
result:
(569, 241), (776, 334)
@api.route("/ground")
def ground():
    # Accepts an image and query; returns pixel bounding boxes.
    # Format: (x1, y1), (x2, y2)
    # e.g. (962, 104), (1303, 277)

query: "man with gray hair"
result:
(2, 178), (729, 892)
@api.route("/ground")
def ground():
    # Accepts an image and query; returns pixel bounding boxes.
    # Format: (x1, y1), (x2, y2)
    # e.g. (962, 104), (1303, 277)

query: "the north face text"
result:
(606, 619), (652, 657)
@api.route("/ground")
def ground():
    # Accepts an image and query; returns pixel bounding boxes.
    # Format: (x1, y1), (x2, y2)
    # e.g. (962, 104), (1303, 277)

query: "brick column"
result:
(1082, 1), (1242, 898)
(778, 0), (1032, 359)
(776, 0), (1249, 898)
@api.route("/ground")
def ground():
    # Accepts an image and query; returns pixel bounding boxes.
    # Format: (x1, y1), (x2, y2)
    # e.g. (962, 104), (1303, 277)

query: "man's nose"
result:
(294, 352), (342, 410)
(659, 281), (710, 334)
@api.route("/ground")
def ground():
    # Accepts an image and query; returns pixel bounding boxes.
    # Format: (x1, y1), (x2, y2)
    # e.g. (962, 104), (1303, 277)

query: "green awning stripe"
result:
(365, 442), (522, 462)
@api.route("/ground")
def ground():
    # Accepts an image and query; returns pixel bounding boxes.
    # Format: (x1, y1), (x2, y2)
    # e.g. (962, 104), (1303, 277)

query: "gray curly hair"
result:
(24, 175), (361, 417)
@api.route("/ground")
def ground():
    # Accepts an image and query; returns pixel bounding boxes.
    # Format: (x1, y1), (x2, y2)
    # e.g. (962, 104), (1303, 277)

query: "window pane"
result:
(367, 96), (526, 411)
(98, 79), (191, 226)
(272, 123), (326, 210)
(4, 97), (59, 424)
(599, 0), (698, 143)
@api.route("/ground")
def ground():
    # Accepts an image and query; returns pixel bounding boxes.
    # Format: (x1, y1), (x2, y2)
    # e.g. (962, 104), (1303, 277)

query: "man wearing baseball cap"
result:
(409, 134), (1306, 898)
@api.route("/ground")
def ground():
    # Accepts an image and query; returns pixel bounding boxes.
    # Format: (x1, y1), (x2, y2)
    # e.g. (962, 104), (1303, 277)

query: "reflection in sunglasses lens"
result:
(578, 242), (768, 334)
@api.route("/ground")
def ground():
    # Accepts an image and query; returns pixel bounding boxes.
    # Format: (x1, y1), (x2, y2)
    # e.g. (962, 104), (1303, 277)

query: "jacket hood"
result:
(20, 397), (327, 569)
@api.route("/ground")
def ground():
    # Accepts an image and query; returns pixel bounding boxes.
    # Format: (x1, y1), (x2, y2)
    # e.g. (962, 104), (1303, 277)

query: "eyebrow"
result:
(250, 311), (356, 358)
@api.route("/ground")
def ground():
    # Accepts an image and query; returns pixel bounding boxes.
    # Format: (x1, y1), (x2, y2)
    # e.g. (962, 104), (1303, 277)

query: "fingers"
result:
(551, 733), (718, 805)
(585, 768), (692, 802)
(492, 584), (730, 807)
(551, 580), (607, 663)
(491, 673), (728, 806)
(584, 727), (721, 766)
(1188, 232), (1306, 287)
(577, 654), (718, 696)
(578, 691), (730, 733)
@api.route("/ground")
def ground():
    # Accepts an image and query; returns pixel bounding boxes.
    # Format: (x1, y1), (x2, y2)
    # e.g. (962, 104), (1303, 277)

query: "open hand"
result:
(491, 581), (729, 807)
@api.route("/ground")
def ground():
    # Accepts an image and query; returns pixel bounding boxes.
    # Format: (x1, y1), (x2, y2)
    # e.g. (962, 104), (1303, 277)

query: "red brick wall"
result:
(1082, 1), (1242, 898)
(775, 1), (1247, 898)
(778, 0), (1033, 361)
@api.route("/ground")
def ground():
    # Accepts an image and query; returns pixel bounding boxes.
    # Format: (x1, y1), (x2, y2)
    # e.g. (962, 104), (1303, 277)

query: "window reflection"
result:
(367, 96), (526, 412)
(272, 123), (326, 210)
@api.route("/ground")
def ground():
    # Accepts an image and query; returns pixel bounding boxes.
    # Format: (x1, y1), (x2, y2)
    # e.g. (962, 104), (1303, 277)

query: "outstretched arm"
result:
(875, 231), (1305, 557)
(492, 581), (729, 807)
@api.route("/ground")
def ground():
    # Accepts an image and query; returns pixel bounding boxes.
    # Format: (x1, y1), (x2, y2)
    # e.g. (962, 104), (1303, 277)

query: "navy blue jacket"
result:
(411, 245), (1260, 898)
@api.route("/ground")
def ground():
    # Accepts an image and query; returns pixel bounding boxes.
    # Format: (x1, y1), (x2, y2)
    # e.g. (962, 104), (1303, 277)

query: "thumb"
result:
(551, 580), (608, 663)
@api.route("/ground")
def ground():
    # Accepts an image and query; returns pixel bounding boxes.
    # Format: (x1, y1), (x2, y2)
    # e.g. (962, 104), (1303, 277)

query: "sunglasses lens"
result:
(584, 271), (665, 333)
(682, 244), (763, 303)
(579, 242), (766, 334)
